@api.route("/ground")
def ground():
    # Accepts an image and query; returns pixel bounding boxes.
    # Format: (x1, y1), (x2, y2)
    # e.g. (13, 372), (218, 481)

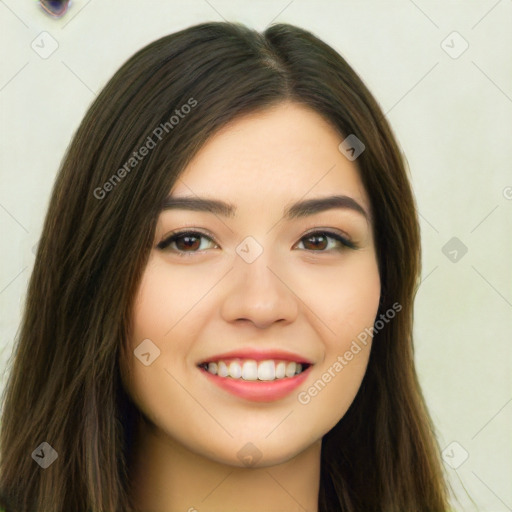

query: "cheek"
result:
(121, 259), (183, 400)
(298, 250), (381, 339)
(130, 256), (206, 341)
(122, 253), (219, 402)
(129, 256), (164, 344)
(292, 253), (380, 429)
(323, 253), (381, 376)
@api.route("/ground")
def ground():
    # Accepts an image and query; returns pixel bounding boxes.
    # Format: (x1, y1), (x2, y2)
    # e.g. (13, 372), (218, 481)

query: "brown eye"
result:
(157, 231), (217, 255)
(174, 234), (201, 251)
(302, 233), (329, 250)
(296, 231), (355, 252)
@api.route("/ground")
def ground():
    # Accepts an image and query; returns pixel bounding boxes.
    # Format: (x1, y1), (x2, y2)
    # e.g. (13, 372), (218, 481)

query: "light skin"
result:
(121, 102), (381, 512)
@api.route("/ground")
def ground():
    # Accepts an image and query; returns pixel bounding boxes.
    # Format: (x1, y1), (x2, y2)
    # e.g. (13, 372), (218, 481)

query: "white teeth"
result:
(258, 360), (275, 381)
(275, 361), (286, 379)
(285, 362), (296, 377)
(218, 361), (229, 377)
(228, 361), (242, 379)
(203, 359), (308, 381)
(241, 360), (258, 381)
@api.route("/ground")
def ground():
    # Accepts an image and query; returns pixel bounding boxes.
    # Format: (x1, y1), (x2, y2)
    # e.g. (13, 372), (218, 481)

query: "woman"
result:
(0, 21), (450, 511)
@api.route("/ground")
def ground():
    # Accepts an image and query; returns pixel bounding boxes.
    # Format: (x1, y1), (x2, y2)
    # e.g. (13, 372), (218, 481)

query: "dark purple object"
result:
(40, 0), (70, 18)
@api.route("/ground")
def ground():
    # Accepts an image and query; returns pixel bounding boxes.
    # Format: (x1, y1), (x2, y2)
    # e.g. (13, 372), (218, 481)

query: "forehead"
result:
(170, 102), (369, 213)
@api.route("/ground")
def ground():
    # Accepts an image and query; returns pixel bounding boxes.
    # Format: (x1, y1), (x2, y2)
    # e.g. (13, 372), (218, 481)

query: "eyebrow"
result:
(160, 194), (369, 221)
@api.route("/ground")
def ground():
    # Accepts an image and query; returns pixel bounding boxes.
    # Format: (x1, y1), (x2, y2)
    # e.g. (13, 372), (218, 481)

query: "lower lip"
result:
(199, 365), (313, 402)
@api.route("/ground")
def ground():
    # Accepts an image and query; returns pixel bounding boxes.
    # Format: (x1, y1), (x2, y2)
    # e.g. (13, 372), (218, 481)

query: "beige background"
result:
(1, 1), (511, 510)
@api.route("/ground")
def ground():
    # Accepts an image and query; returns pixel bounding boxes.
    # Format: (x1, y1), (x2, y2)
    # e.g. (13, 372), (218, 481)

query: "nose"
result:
(220, 249), (299, 329)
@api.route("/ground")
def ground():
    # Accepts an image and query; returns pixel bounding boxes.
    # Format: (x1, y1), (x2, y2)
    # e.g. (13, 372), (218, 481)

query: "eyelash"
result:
(156, 229), (357, 256)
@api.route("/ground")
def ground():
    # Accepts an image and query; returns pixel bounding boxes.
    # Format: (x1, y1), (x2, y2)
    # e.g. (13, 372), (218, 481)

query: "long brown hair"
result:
(0, 21), (449, 511)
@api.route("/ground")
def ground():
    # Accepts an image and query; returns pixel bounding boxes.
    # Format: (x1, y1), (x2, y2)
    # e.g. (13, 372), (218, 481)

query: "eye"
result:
(156, 229), (356, 257)
(156, 230), (218, 256)
(294, 230), (356, 252)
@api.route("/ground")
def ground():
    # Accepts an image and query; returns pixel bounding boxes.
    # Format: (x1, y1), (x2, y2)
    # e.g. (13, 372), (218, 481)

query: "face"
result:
(121, 101), (381, 468)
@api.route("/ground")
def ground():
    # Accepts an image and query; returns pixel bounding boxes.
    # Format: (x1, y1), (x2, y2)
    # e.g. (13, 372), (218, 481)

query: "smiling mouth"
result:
(198, 359), (312, 381)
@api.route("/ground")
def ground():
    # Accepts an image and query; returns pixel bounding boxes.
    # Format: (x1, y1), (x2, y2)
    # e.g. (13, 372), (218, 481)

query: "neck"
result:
(129, 417), (321, 512)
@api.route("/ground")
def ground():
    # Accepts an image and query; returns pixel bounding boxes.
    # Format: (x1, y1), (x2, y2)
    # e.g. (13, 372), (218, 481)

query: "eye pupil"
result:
(178, 235), (200, 251)
(304, 234), (327, 250)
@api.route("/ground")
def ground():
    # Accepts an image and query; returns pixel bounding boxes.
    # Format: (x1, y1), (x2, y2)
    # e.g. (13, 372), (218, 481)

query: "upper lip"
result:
(197, 348), (313, 365)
